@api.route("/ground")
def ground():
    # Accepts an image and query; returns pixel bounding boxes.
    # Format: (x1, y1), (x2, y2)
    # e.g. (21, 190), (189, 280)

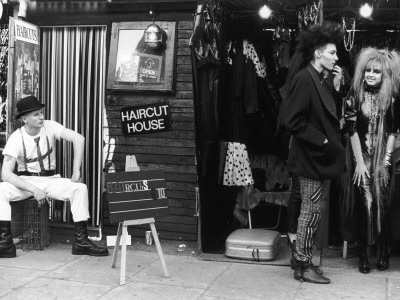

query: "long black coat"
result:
(284, 65), (345, 180)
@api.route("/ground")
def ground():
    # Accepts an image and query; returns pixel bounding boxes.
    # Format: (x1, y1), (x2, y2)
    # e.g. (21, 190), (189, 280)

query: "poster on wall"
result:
(7, 17), (40, 135)
(0, 25), (9, 150)
(107, 21), (176, 92)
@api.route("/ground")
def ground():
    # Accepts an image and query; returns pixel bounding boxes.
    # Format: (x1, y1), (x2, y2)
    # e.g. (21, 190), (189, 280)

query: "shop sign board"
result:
(137, 53), (163, 83)
(105, 170), (169, 223)
(7, 17), (41, 135)
(120, 102), (171, 135)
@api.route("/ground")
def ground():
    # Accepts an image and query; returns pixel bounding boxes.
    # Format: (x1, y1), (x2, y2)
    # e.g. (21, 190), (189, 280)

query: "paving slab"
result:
(46, 250), (158, 285)
(388, 277), (400, 299)
(101, 281), (204, 300)
(200, 296), (243, 300)
(44, 255), (119, 285)
(0, 267), (46, 298)
(322, 247), (400, 274)
(0, 244), (78, 271)
(203, 264), (299, 300)
(1, 242), (399, 300)
(133, 255), (230, 290)
(0, 277), (113, 300)
(294, 270), (388, 300)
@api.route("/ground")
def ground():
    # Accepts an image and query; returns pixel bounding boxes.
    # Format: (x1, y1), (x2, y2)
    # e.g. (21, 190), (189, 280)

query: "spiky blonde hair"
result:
(351, 47), (400, 231)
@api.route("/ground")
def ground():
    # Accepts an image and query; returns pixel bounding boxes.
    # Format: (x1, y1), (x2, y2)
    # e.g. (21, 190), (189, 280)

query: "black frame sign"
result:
(106, 21), (176, 92)
(105, 170), (169, 223)
(120, 103), (172, 135)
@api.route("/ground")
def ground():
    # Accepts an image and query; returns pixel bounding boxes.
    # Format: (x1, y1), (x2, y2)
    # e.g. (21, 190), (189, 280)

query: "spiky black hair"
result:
(296, 21), (343, 67)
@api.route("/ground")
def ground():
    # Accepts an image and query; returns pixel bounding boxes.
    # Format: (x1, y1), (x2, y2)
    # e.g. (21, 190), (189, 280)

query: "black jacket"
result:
(284, 65), (345, 179)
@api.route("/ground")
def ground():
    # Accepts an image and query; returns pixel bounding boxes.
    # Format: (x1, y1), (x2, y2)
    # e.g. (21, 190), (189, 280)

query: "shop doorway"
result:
(191, 11), (291, 252)
(40, 26), (106, 227)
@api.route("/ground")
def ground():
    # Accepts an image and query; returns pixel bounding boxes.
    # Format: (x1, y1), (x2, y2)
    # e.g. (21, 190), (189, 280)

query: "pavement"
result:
(1, 238), (400, 300)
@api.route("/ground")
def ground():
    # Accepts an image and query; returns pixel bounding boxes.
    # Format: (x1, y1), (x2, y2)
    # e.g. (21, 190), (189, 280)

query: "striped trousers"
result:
(294, 177), (330, 265)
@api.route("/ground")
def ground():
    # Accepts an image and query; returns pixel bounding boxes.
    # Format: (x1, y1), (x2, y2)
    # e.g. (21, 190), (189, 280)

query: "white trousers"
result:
(0, 175), (90, 222)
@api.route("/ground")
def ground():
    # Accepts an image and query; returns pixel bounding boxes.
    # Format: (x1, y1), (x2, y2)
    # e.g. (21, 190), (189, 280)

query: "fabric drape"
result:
(41, 26), (106, 227)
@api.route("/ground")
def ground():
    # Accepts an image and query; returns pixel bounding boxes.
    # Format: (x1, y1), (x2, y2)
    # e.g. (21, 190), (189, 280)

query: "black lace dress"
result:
(345, 87), (400, 246)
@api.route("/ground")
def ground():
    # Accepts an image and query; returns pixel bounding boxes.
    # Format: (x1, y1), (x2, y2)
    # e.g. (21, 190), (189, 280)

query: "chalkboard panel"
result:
(105, 170), (169, 223)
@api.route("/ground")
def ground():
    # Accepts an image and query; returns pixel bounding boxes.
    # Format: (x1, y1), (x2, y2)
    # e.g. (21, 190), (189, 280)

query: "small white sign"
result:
(125, 155), (140, 172)
(106, 234), (132, 247)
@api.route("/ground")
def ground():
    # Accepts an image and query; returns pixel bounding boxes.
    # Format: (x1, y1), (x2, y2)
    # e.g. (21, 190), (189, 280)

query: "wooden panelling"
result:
(104, 226), (197, 241)
(165, 172), (197, 183)
(102, 19), (198, 240)
(177, 65), (193, 74)
(176, 74), (192, 82)
(177, 47), (191, 56)
(177, 56), (192, 65)
(168, 198), (196, 208)
(178, 29), (193, 39)
(29, 5), (199, 241)
(108, 128), (195, 139)
(112, 136), (195, 147)
(176, 91), (193, 98)
(176, 82), (193, 91)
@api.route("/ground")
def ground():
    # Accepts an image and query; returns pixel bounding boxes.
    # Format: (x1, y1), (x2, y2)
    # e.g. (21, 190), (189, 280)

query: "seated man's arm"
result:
(1, 155), (48, 207)
(60, 128), (85, 182)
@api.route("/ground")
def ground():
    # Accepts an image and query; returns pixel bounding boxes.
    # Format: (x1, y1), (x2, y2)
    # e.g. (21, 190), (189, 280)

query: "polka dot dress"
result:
(223, 142), (254, 186)
(243, 39), (267, 79)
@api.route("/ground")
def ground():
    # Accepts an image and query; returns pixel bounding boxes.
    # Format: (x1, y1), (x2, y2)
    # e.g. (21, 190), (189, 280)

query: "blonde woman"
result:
(345, 47), (400, 273)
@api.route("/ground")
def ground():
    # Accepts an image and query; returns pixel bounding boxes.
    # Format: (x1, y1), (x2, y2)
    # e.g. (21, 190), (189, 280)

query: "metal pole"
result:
(319, 0), (323, 24)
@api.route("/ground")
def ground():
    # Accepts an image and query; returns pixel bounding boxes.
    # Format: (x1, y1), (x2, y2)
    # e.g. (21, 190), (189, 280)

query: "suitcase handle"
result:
(252, 248), (260, 262)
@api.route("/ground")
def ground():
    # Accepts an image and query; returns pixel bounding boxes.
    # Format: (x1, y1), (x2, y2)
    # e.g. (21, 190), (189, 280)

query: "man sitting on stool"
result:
(0, 96), (108, 258)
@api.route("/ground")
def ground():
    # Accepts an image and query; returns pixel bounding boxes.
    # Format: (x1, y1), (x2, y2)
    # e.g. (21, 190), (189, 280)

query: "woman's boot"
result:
(0, 221), (16, 258)
(376, 243), (390, 271)
(358, 246), (370, 274)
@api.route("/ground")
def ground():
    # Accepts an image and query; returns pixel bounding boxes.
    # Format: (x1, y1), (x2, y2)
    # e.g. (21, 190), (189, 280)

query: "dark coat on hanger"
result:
(283, 64), (345, 180)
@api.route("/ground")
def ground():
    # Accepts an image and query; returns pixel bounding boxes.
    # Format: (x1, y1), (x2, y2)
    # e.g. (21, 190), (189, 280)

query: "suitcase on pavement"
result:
(225, 228), (281, 261)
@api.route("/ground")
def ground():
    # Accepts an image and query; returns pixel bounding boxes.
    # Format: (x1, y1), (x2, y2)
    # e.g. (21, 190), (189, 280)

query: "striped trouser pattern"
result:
(294, 177), (330, 265)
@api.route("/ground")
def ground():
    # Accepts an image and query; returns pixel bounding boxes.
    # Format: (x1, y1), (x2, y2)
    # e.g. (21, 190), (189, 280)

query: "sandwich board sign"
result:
(105, 170), (169, 223)
(106, 170), (170, 284)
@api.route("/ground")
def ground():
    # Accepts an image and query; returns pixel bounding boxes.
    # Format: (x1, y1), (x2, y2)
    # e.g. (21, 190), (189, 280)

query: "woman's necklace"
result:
(364, 91), (379, 127)
(364, 91), (379, 150)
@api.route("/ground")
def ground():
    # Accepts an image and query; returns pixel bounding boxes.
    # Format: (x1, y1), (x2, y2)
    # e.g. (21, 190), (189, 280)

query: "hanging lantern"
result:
(259, 4), (272, 19)
(359, 3), (373, 18)
(144, 24), (163, 49)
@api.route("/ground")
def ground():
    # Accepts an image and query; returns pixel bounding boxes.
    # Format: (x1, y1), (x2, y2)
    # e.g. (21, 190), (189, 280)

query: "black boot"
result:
(287, 236), (296, 269)
(301, 264), (330, 284)
(72, 221), (109, 256)
(288, 237), (323, 275)
(0, 221), (16, 258)
(288, 237), (302, 280)
(358, 247), (370, 274)
(376, 244), (390, 271)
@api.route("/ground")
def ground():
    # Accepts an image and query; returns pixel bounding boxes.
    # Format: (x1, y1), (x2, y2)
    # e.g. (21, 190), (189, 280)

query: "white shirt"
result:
(3, 120), (64, 173)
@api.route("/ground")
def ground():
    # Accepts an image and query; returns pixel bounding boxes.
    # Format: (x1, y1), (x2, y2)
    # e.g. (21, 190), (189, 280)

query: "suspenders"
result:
(19, 128), (28, 172)
(19, 128), (52, 171)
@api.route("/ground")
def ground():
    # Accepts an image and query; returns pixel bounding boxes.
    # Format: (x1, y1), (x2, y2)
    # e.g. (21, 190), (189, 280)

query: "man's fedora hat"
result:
(16, 96), (45, 119)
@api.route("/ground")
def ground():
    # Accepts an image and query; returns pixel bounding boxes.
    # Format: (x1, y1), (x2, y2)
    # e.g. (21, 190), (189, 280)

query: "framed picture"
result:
(107, 21), (176, 92)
